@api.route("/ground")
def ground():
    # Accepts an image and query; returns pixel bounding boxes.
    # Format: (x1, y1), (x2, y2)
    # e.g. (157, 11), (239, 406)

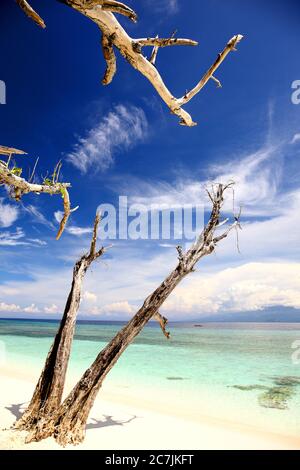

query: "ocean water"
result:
(1, 319), (300, 438)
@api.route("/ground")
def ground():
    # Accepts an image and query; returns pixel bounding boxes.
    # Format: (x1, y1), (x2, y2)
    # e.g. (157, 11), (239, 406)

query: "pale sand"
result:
(0, 365), (300, 450)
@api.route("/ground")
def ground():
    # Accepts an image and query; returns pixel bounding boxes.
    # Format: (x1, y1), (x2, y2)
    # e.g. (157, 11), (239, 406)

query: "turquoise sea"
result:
(1, 319), (300, 438)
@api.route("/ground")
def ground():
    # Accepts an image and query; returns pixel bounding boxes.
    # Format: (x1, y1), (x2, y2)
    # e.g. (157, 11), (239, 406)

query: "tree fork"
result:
(24, 184), (240, 445)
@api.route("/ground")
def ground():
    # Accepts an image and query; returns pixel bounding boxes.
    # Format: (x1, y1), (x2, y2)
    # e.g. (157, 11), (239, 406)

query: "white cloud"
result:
(0, 199), (19, 228)
(291, 133), (300, 144)
(83, 291), (97, 303)
(67, 104), (148, 173)
(0, 302), (21, 312)
(124, 143), (283, 218)
(27, 238), (47, 246)
(0, 227), (46, 247)
(0, 227), (26, 246)
(23, 303), (40, 313)
(24, 205), (54, 229)
(161, 262), (300, 316)
(54, 210), (63, 224)
(44, 304), (59, 314)
(90, 301), (136, 317)
(0, 302), (40, 314)
(1, 130), (300, 320)
(67, 226), (93, 236)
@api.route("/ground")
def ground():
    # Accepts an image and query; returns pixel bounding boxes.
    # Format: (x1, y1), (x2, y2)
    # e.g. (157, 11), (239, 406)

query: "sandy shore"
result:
(0, 366), (300, 450)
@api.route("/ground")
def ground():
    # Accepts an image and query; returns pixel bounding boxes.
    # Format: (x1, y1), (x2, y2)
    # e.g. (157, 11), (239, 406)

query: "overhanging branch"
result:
(16, 1), (244, 126)
(0, 146), (76, 240)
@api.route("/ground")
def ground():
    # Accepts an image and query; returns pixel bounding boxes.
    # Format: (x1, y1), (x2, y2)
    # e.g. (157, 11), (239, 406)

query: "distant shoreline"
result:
(1, 317), (300, 324)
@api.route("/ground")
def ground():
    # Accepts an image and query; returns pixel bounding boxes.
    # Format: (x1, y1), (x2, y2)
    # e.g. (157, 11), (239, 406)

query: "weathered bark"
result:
(25, 184), (239, 445)
(14, 214), (107, 436)
(16, 1), (243, 126)
(0, 146), (76, 240)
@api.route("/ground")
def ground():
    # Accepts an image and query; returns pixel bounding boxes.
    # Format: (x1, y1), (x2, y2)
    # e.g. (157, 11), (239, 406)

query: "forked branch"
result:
(16, 1), (244, 126)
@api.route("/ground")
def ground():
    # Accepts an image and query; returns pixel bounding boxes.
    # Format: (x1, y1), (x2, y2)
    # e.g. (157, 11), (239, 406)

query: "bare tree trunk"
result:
(14, 214), (107, 434)
(25, 184), (239, 445)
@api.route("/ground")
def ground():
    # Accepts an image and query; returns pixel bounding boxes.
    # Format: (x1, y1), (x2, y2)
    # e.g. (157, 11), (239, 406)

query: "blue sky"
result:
(0, 0), (300, 319)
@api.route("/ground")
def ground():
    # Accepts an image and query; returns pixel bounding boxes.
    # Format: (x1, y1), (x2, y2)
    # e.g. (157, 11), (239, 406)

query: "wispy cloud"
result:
(122, 141), (284, 218)
(66, 226), (93, 236)
(0, 199), (19, 228)
(89, 301), (136, 317)
(24, 205), (54, 229)
(67, 104), (148, 174)
(146, 0), (179, 14)
(0, 227), (26, 246)
(0, 227), (46, 247)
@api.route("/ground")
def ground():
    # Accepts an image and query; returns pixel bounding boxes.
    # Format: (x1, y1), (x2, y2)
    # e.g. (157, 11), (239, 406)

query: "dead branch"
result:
(15, 214), (108, 433)
(178, 35), (243, 106)
(0, 146), (76, 240)
(16, 1), (243, 126)
(0, 145), (27, 156)
(135, 38), (198, 48)
(16, 0), (46, 28)
(101, 34), (117, 85)
(153, 312), (170, 339)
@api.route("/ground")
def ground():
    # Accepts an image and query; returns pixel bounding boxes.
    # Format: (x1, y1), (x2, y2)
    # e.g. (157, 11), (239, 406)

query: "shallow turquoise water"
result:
(1, 319), (300, 437)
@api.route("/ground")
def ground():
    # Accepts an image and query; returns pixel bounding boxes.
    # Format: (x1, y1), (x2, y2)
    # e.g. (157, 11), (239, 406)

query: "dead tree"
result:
(14, 214), (108, 432)
(0, 145), (76, 240)
(24, 183), (240, 445)
(16, 0), (243, 126)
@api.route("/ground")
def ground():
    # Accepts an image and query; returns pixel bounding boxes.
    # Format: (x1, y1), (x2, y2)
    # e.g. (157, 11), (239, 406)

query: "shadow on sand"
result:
(5, 403), (26, 421)
(5, 404), (138, 431)
(86, 414), (138, 430)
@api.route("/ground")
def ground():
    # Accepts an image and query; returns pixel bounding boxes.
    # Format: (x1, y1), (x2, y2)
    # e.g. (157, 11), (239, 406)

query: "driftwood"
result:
(0, 145), (75, 240)
(15, 214), (108, 435)
(16, 1), (243, 126)
(23, 183), (240, 445)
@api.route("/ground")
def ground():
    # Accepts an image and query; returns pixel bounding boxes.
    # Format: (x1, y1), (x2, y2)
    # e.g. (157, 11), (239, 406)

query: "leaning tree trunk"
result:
(14, 214), (106, 433)
(25, 183), (240, 445)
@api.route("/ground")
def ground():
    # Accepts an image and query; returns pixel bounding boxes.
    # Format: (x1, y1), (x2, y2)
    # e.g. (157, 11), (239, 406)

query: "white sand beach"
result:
(0, 365), (300, 450)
